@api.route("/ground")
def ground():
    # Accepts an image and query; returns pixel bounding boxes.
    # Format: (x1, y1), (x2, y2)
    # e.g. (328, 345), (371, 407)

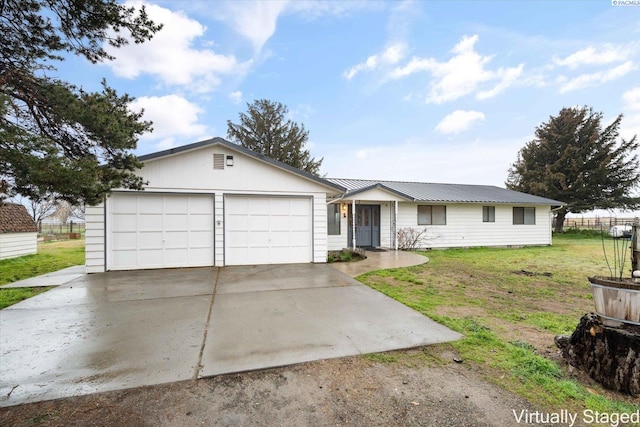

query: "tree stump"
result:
(555, 313), (640, 396)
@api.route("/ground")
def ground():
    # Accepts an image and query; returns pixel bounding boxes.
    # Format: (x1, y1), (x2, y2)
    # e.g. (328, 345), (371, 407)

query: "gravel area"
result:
(0, 346), (540, 427)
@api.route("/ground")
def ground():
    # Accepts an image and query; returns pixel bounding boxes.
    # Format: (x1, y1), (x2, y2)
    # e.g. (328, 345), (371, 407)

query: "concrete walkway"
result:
(1, 266), (86, 288)
(330, 249), (428, 277)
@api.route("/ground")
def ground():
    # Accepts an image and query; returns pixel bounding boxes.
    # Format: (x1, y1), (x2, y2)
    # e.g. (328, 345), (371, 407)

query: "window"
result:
(327, 204), (341, 235)
(418, 205), (446, 225)
(482, 206), (495, 223)
(513, 207), (535, 225)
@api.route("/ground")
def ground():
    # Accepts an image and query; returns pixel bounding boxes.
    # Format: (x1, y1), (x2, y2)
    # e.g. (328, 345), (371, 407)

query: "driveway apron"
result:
(199, 264), (461, 377)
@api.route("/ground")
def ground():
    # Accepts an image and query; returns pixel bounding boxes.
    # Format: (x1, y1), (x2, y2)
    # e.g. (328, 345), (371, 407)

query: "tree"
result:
(227, 99), (323, 175)
(506, 106), (640, 232)
(0, 0), (162, 205)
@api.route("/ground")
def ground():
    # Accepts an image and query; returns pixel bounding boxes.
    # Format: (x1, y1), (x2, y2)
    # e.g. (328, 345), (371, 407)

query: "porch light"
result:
(226, 155), (234, 166)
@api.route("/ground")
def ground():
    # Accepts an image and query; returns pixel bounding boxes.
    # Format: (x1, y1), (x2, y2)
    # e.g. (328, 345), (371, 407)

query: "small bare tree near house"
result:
(396, 227), (436, 250)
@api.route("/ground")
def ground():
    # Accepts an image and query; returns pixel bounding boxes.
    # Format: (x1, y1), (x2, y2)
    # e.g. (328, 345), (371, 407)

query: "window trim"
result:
(327, 204), (341, 235)
(482, 206), (495, 223)
(513, 207), (536, 225)
(417, 205), (447, 225)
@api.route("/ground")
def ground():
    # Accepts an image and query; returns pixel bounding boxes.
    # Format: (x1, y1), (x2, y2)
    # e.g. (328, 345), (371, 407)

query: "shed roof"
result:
(327, 178), (565, 206)
(139, 137), (346, 193)
(0, 203), (38, 233)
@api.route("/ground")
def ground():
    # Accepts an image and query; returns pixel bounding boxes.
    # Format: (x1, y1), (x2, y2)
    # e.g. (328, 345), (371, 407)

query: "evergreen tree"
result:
(506, 106), (639, 232)
(227, 99), (323, 175)
(0, 0), (161, 205)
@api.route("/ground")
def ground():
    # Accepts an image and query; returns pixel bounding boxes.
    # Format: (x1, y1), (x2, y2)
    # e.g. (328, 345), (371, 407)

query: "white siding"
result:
(0, 233), (37, 260)
(312, 194), (328, 262)
(396, 203), (552, 248)
(85, 203), (105, 273)
(214, 193), (224, 266)
(140, 146), (336, 195)
(329, 202), (553, 250)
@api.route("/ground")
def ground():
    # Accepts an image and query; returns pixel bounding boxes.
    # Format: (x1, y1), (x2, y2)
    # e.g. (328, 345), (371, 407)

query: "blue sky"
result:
(58, 0), (639, 194)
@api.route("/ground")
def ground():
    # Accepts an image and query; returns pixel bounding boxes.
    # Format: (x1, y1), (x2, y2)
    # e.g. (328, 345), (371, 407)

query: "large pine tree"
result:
(506, 106), (639, 232)
(0, 0), (161, 205)
(226, 99), (323, 175)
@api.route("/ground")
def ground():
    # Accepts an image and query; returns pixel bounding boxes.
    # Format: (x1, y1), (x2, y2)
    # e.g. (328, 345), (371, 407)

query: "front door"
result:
(349, 205), (380, 247)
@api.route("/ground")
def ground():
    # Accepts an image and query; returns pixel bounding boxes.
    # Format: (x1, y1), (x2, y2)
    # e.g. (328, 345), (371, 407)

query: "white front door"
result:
(224, 195), (312, 265)
(108, 193), (214, 270)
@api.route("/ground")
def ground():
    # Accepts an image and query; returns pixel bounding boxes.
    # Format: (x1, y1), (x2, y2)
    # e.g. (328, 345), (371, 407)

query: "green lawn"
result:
(0, 286), (54, 309)
(358, 232), (639, 417)
(0, 239), (85, 286)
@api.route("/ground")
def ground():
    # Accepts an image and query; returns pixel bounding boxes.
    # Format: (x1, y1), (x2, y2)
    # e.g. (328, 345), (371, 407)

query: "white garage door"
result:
(225, 196), (312, 265)
(108, 193), (214, 270)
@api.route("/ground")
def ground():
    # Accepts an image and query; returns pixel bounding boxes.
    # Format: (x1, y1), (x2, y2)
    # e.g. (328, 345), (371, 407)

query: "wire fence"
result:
(38, 222), (85, 240)
(561, 217), (639, 230)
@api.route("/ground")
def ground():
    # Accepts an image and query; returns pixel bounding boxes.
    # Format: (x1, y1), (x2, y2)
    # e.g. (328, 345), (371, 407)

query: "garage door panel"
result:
(164, 214), (188, 231)
(138, 249), (163, 267)
(111, 214), (137, 232)
(138, 231), (163, 249)
(108, 194), (214, 270)
(190, 215), (213, 230)
(249, 198), (270, 211)
(137, 197), (163, 213)
(191, 230), (214, 246)
(111, 232), (137, 250)
(249, 215), (269, 231)
(225, 196), (312, 266)
(111, 196), (138, 212)
(137, 214), (162, 231)
(164, 197), (189, 214)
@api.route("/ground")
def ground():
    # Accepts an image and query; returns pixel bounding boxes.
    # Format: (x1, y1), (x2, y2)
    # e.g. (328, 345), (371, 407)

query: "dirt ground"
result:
(1, 345), (541, 427)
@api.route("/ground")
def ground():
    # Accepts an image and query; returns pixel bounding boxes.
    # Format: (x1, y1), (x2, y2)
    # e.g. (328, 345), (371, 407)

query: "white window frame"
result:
(418, 205), (446, 225)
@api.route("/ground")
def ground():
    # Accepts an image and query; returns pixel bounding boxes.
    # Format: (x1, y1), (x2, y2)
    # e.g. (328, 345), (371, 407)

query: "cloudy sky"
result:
(59, 0), (639, 192)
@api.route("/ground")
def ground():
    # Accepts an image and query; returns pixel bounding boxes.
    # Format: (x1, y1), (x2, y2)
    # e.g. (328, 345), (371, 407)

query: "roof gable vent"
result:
(213, 153), (224, 170)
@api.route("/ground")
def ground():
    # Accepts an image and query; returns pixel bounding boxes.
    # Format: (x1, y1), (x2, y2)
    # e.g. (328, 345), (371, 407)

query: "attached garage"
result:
(107, 193), (214, 271)
(85, 138), (346, 273)
(225, 195), (312, 266)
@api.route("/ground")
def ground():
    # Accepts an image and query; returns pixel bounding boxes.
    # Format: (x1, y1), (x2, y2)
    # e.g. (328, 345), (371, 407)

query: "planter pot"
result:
(589, 276), (640, 326)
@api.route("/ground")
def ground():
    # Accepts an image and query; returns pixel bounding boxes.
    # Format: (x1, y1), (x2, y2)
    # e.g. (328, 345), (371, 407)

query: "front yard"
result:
(358, 232), (638, 417)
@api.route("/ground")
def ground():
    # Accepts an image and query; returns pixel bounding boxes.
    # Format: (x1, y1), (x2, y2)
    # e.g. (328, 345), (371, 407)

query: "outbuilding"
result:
(0, 203), (38, 260)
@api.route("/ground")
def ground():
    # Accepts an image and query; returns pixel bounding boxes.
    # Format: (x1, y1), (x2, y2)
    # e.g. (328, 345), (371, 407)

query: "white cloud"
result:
(217, 0), (288, 52)
(130, 95), (210, 150)
(105, 2), (251, 92)
(553, 45), (631, 69)
(621, 86), (640, 141)
(435, 110), (485, 135)
(390, 35), (522, 104)
(344, 43), (408, 80)
(623, 86), (640, 110)
(229, 91), (243, 104)
(558, 61), (636, 93)
(477, 64), (524, 100)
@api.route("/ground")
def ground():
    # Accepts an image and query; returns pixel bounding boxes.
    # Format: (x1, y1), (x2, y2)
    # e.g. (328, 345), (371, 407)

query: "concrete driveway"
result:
(0, 264), (461, 407)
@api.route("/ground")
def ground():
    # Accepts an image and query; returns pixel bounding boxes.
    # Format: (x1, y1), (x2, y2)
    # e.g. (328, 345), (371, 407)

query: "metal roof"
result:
(327, 178), (565, 206)
(138, 137), (346, 193)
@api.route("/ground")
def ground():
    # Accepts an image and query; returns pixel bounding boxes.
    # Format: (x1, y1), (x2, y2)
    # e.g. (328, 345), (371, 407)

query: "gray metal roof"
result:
(138, 137), (346, 193)
(327, 178), (565, 206)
